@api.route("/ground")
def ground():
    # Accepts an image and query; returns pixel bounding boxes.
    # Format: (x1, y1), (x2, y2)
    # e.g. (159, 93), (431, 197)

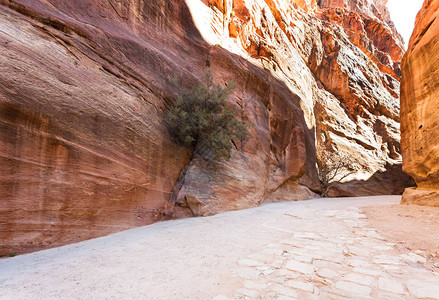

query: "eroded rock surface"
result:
(401, 0), (439, 206)
(0, 0), (410, 255)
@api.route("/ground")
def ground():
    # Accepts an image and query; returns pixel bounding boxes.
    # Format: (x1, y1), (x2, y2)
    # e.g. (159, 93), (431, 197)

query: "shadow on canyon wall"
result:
(328, 164), (416, 197)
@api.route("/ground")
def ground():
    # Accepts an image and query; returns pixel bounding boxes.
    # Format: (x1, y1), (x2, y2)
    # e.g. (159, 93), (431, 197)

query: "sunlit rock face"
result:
(0, 0), (411, 255)
(401, 0), (439, 206)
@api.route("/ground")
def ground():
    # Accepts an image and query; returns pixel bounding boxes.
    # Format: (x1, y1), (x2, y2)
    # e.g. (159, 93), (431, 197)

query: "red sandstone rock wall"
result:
(401, 0), (439, 206)
(0, 0), (411, 255)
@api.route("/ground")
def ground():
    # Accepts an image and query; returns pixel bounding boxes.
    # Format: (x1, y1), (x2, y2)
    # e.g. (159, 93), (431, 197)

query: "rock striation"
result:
(0, 0), (411, 255)
(401, 0), (439, 206)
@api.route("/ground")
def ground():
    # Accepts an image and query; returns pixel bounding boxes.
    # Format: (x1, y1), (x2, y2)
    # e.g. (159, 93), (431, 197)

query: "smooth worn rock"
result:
(285, 260), (314, 275)
(285, 280), (315, 292)
(378, 277), (405, 294)
(400, 0), (439, 206)
(405, 279), (439, 299)
(335, 280), (372, 296)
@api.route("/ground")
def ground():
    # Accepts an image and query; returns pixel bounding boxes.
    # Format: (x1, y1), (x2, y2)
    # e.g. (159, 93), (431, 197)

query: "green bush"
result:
(165, 72), (248, 161)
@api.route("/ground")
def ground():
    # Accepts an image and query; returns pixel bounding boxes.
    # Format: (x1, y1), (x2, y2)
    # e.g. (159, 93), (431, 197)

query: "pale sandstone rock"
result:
(335, 280), (372, 295)
(342, 273), (375, 287)
(278, 269), (301, 279)
(270, 284), (299, 298)
(285, 260), (314, 275)
(378, 277), (405, 294)
(285, 280), (315, 292)
(405, 279), (439, 299)
(316, 268), (339, 279)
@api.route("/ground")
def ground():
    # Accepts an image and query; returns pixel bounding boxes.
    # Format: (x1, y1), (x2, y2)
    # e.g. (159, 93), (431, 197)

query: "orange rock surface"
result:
(0, 0), (412, 255)
(401, 0), (439, 206)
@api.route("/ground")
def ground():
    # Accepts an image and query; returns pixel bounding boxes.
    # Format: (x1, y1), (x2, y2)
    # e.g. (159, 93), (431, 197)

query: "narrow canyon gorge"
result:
(0, 0), (432, 256)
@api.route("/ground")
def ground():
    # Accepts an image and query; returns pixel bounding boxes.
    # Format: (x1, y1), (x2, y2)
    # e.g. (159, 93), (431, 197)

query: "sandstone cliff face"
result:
(401, 0), (439, 206)
(0, 0), (410, 255)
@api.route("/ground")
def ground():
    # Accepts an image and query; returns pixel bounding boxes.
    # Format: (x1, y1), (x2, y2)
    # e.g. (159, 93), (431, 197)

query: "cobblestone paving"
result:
(214, 207), (439, 300)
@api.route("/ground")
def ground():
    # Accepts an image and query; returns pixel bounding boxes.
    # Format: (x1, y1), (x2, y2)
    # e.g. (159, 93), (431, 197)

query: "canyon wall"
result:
(0, 0), (411, 255)
(401, 0), (439, 206)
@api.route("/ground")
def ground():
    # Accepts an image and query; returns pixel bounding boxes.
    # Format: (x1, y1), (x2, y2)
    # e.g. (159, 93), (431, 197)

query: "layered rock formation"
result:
(401, 0), (439, 206)
(0, 0), (411, 255)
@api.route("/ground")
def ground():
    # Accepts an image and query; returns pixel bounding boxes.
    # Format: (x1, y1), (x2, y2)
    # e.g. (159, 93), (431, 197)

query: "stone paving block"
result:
(285, 260), (314, 275)
(271, 259), (284, 269)
(262, 269), (275, 275)
(378, 277), (405, 294)
(310, 241), (336, 248)
(212, 295), (236, 300)
(375, 292), (407, 300)
(293, 232), (319, 239)
(273, 276), (287, 284)
(287, 248), (314, 256)
(313, 260), (349, 274)
(347, 259), (372, 268)
(285, 280), (315, 292)
(345, 246), (372, 257)
(342, 273), (375, 287)
(373, 245), (394, 251)
(303, 246), (321, 251)
(270, 284), (299, 298)
(263, 248), (284, 256)
(278, 269), (301, 279)
(352, 267), (383, 277)
(365, 230), (383, 239)
(316, 268), (339, 279)
(406, 279), (439, 299)
(320, 255), (345, 264)
(373, 255), (403, 265)
(293, 255), (313, 263)
(335, 280), (372, 296)
(400, 253), (427, 264)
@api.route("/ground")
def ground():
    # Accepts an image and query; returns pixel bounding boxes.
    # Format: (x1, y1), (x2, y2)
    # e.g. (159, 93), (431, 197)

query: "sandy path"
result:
(1, 196), (438, 299)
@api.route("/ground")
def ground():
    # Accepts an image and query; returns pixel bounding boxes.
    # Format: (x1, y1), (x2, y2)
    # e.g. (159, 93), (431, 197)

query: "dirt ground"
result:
(362, 204), (439, 269)
(2, 196), (439, 299)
